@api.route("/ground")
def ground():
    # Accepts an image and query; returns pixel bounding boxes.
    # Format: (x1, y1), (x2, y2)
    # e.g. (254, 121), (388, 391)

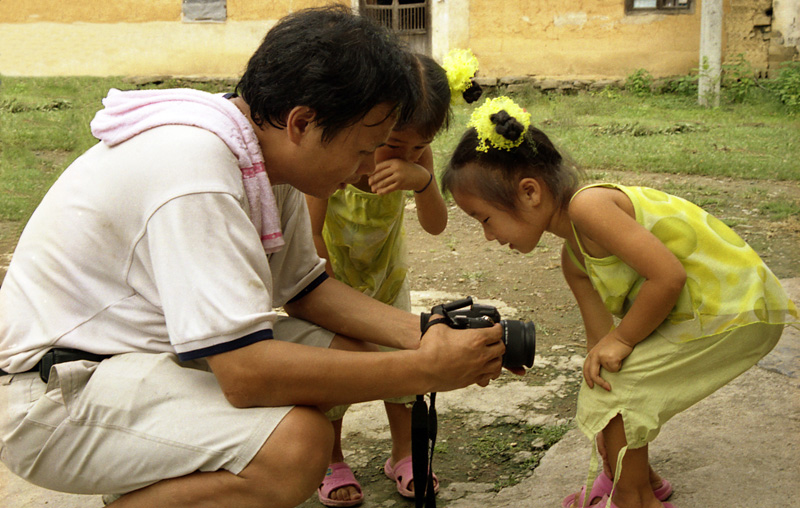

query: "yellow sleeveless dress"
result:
(322, 185), (414, 415)
(564, 184), (798, 451)
(322, 185), (409, 309)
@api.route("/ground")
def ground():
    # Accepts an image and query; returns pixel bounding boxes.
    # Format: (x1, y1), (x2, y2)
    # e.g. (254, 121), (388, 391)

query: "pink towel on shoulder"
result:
(90, 88), (284, 253)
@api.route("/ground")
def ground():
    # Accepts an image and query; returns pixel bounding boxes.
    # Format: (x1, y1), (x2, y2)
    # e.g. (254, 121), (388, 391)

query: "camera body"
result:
(420, 297), (536, 369)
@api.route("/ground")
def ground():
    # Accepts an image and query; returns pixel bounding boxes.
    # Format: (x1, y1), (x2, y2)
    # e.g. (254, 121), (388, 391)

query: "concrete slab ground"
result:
(2, 279), (798, 508)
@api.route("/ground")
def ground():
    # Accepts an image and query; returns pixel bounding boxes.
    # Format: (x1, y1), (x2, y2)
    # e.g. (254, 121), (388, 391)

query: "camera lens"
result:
(500, 320), (536, 369)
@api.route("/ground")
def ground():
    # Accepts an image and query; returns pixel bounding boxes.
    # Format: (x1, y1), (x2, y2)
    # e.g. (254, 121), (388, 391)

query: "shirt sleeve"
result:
(143, 191), (278, 359)
(266, 185), (327, 307)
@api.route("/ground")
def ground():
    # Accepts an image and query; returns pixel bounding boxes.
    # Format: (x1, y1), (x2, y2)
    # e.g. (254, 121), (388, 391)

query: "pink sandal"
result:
(562, 471), (673, 508)
(317, 462), (364, 507)
(589, 494), (675, 508)
(383, 456), (439, 499)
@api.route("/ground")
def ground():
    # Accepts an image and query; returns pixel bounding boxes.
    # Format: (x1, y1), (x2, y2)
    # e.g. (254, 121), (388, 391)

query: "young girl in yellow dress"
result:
(439, 96), (798, 508)
(306, 50), (482, 507)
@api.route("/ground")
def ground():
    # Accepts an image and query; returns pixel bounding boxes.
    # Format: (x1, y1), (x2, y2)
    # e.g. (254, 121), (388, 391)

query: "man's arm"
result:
(206, 319), (505, 408)
(284, 276), (421, 350)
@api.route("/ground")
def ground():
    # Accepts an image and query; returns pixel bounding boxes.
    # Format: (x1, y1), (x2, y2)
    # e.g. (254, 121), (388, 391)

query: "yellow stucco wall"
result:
(3, 0), (782, 80)
(0, 0), (180, 23)
(0, 0), (347, 22)
(468, 0), (703, 79)
(0, 0), (348, 77)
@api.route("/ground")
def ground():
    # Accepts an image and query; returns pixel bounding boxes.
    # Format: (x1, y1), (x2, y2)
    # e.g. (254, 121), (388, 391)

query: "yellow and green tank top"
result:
(322, 185), (408, 306)
(565, 183), (798, 343)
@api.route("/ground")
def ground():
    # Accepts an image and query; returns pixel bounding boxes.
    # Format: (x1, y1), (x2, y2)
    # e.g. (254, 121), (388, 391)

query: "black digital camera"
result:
(420, 297), (536, 369)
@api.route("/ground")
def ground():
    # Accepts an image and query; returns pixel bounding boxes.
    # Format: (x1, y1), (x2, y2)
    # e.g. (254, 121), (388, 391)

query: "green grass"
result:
(460, 89), (800, 180)
(2, 76), (799, 243)
(432, 88), (799, 182)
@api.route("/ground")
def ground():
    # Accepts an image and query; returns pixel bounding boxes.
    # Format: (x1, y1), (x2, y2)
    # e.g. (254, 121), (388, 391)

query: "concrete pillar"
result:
(698, 0), (723, 107)
(430, 0), (470, 63)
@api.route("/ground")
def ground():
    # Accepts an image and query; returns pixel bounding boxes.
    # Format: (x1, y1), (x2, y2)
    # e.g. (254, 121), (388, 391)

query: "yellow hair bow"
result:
(468, 96), (531, 152)
(442, 49), (480, 105)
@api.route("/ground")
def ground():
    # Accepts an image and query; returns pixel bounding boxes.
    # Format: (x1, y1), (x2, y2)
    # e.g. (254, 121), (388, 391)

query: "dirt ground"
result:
(0, 169), (797, 508)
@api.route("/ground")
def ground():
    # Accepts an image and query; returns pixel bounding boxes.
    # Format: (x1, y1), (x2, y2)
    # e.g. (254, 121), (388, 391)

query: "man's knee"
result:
(273, 405), (334, 471)
(242, 406), (333, 506)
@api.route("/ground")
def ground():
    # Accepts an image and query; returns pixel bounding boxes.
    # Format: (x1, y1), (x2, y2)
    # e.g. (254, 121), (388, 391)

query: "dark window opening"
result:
(626, 0), (692, 13)
(361, 0), (427, 35)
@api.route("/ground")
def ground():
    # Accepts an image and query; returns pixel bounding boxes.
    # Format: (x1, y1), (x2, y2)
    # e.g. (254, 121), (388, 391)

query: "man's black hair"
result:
(235, 5), (419, 142)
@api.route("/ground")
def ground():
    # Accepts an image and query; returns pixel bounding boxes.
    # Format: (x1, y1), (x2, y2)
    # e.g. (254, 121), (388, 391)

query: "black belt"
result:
(0, 348), (111, 383)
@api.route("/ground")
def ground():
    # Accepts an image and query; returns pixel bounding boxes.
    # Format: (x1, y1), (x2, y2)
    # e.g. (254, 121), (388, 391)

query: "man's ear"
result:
(285, 106), (317, 144)
(518, 177), (542, 208)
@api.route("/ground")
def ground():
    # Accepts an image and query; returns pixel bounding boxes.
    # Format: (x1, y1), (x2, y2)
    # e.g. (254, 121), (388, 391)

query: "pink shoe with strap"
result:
(589, 494), (675, 508)
(562, 471), (673, 508)
(384, 456), (439, 499)
(317, 462), (363, 507)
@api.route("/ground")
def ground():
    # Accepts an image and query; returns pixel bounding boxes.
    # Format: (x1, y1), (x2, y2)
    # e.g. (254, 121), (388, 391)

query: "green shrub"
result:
(770, 61), (800, 112)
(625, 69), (654, 97)
(722, 54), (757, 103)
(660, 73), (699, 96)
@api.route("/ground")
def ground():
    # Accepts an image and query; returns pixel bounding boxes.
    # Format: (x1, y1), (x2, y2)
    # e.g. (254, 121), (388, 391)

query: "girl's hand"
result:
(583, 331), (633, 391)
(369, 158), (430, 195)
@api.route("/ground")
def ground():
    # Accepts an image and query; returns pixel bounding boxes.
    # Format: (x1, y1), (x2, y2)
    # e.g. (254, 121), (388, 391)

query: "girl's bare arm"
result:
(561, 243), (614, 350)
(412, 146), (448, 235)
(304, 194), (334, 277)
(569, 187), (687, 389)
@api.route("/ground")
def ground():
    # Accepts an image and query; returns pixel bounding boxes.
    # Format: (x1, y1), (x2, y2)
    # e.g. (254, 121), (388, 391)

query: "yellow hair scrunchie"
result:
(468, 96), (531, 152)
(442, 48), (479, 105)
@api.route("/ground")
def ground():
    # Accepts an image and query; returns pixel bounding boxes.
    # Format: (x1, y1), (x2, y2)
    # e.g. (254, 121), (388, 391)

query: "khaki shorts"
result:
(0, 316), (333, 495)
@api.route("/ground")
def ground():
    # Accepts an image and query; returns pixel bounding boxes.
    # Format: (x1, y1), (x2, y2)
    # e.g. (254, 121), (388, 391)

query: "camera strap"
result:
(411, 392), (437, 508)
(411, 316), (447, 508)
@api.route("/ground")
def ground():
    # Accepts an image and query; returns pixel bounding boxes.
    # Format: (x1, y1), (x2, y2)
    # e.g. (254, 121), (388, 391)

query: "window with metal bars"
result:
(361, 0), (427, 35)
(625, 0), (692, 13)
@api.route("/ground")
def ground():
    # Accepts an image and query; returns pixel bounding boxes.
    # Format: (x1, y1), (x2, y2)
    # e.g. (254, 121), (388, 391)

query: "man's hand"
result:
(417, 317), (505, 392)
(582, 331), (634, 391)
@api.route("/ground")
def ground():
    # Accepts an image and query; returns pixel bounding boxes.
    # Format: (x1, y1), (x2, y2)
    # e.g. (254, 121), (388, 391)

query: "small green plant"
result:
(722, 54), (757, 103)
(593, 86), (622, 99)
(1, 98), (72, 113)
(770, 61), (800, 112)
(461, 270), (486, 282)
(593, 121), (705, 137)
(661, 73), (699, 96)
(760, 199), (800, 220)
(625, 69), (654, 97)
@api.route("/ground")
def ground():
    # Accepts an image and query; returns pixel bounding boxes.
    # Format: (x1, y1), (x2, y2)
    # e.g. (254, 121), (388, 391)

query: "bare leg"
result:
(323, 417), (362, 504)
(602, 414), (663, 508)
(384, 401), (414, 490)
(385, 401), (412, 464)
(597, 431), (666, 493)
(107, 405), (333, 508)
(565, 427), (667, 508)
(320, 334), (377, 504)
